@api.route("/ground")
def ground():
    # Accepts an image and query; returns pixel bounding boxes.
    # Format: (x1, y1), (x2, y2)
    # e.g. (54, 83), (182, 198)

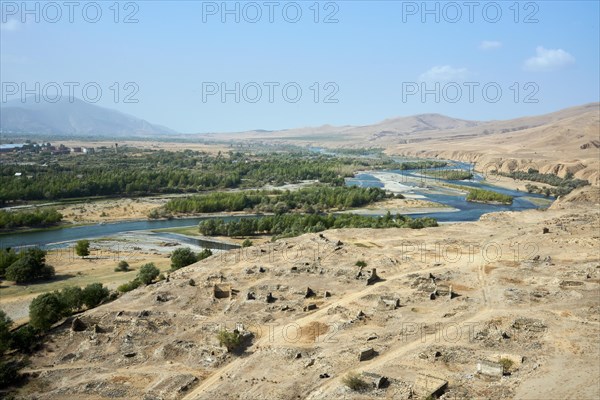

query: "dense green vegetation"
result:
(2, 248), (55, 284)
(117, 262), (162, 292)
(217, 329), (243, 353)
(421, 169), (473, 180)
(75, 240), (90, 258)
(170, 247), (213, 270)
(0, 208), (62, 229)
(498, 169), (589, 197)
(0, 149), (441, 204)
(28, 283), (110, 331)
(199, 213), (437, 239)
(466, 188), (513, 204)
(159, 186), (393, 216)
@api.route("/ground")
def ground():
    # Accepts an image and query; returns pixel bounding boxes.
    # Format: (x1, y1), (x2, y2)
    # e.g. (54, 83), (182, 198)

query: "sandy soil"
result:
(342, 198), (455, 216)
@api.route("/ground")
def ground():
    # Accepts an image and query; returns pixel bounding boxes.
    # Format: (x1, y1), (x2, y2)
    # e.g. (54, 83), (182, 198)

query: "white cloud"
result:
(418, 65), (468, 82)
(524, 46), (575, 71)
(479, 40), (502, 50)
(0, 19), (20, 32)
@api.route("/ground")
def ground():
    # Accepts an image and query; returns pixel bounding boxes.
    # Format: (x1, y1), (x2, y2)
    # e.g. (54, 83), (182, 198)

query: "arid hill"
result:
(15, 187), (600, 400)
(199, 103), (600, 185)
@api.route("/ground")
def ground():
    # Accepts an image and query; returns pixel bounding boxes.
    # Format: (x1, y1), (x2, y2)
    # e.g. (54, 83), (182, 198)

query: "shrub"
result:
(189, 279), (196, 286)
(81, 283), (109, 308)
(0, 248), (18, 277)
(114, 260), (130, 272)
(10, 326), (39, 353)
(0, 359), (27, 389)
(241, 239), (253, 248)
(217, 329), (242, 352)
(138, 263), (160, 285)
(117, 279), (141, 293)
(170, 247), (197, 270)
(29, 292), (66, 331)
(75, 240), (90, 258)
(197, 248), (213, 261)
(0, 310), (12, 354)
(58, 286), (83, 313)
(355, 260), (367, 268)
(499, 357), (514, 373)
(342, 372), (370, 391)
(4, 249), (54, 284)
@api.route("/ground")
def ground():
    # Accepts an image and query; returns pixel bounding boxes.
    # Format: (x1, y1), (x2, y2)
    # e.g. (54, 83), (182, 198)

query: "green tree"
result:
(197, 248), (213, 261)
(75, 240), (90, 258)
(58, 286), (83, 313)
(81, 283), (109, 308)
(5, 249), (54, 284)
(0, 248), (18, 277)
(10, 325), (38, 353)
(29, 292), (66, 331)
(114, 260), (130, 272)
(355, 260), (367, 268)
(117, 279), (141, 293)
(241, 239), (253, 248)
(0, 310), (12, 354)
(170, 247), (197, 270)
(137, 263), (160, 285)
(217, 329), (242, 352)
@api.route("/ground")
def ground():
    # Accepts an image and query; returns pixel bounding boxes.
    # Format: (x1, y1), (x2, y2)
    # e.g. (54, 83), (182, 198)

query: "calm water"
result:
(2, 161), (552, 247)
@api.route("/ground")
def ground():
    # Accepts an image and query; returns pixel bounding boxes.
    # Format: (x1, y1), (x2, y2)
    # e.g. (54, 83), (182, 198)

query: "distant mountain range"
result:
(0, 98), (177, 136)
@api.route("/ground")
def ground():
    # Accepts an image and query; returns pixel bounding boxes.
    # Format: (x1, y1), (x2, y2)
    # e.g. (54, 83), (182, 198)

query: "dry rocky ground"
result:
(9, 186), (599, 399)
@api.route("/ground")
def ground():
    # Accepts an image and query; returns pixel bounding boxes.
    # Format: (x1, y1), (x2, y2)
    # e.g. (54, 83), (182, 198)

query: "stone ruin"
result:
(413, 373), (448, 398)
(366, 268), (381, 286)
(477, 360), (504, 378)
(362, 372), (389, 389)
(429, 283), (456, 300)
(265, 292), (276, 303)
(358, 347), (376, 361)
(378, 296), (401, 310)
(305, 287), (316, 298)
(213, 284), (231, 299)
(304, 303), (317, 311)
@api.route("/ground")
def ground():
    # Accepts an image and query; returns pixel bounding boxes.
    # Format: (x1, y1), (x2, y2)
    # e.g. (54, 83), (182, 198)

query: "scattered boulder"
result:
(304, 303), (317, 312)
(305, 287), (316, 298)
(266, 293), (276, 303)
(71, 317), (87, 332)
(542, 227), (550, 234)
(156, 294), (170, 302)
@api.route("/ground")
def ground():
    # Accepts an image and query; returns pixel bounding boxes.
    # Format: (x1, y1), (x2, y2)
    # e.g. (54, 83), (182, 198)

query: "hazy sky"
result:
(1, 1), (599, 133)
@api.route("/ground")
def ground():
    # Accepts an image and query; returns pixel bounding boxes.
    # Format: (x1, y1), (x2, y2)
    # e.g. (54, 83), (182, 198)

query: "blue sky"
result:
(1, 1), (599, 133)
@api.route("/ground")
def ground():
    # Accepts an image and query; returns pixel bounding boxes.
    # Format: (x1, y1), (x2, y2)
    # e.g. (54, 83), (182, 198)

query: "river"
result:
(1, 160), (552, 248)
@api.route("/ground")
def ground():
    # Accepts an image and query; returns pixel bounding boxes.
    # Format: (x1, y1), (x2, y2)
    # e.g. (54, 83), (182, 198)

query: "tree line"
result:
(199, 213), (438, 238)
(0, 208), (62, 229)
(498, 169), (589, 196)
(158, 186), (393, 216)
(466, 188), (513, 204)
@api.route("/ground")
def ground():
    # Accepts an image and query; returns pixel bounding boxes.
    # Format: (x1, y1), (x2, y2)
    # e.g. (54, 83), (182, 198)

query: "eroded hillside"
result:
(15, 189), (600, 400)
